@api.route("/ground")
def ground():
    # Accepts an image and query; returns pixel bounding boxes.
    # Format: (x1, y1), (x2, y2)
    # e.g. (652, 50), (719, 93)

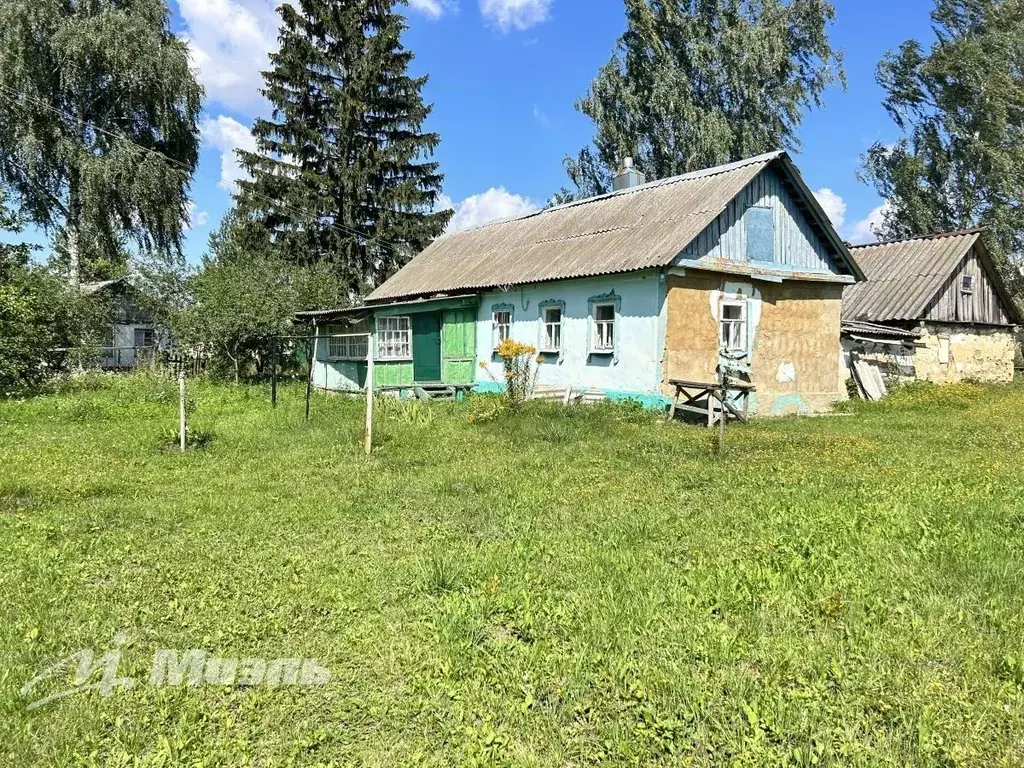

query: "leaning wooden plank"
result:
(852, 360), (884, 401)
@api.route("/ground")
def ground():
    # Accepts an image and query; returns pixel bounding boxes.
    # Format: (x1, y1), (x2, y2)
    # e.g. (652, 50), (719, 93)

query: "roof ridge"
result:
(447, 150), (785, 236)
(850, 227), (984, 249)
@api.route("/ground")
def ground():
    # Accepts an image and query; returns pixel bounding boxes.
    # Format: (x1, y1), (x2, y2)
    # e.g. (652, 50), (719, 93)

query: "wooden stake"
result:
(717, 369), (726, 457)
(304, 339), (313, 423)
(364, 333), (374, 455)
(271, 338), (278, 409)
(178, 370), (186, 453)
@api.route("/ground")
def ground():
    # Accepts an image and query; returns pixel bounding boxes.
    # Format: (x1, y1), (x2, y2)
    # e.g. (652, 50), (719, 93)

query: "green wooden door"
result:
(412, 313), (442, 383)
(442, 308), (477, 385)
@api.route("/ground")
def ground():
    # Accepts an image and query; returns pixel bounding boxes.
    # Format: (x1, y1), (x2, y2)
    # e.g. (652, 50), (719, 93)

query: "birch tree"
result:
(0, 0), (202, 290)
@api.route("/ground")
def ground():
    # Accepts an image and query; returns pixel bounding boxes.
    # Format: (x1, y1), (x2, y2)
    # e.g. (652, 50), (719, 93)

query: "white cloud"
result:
(178, 0), (279, 113)
(849, 202), (891, 244)
(201, 116), (257, 192)
(408, 0), (448, 19)
(440, 187), (539, 233)
(480, 0), (552, 32)
(185, 202), (210, 231)
(813, 188), (846, 232)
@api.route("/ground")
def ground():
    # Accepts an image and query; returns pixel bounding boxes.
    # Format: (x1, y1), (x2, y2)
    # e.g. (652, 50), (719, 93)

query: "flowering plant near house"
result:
(494, 338), (541, 410)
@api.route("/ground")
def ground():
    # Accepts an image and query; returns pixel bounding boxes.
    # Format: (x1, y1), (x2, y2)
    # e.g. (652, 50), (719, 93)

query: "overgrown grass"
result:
(2, 373), (1024, 765)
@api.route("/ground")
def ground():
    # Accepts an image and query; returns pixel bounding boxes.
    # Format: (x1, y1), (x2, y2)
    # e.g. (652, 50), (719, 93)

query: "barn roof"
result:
(843, 229), (1021, 324)
(366, 151), (860, 303)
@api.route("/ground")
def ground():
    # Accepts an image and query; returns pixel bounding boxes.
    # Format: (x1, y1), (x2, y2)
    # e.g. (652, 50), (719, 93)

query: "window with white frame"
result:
(961, 275), (974, 294)
(719, 301), (748, 354)
(376, 316), (411, 359)
(592, 303), (615, 351)
(328, 324), (369, 360)
(492, 309), (512, 347)
(541, 305), (562, 352)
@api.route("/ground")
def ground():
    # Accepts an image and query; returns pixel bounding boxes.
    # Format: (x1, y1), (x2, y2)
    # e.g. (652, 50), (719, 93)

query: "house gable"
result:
(676, 167), (850, 279)
(924, 243), (1019, 326)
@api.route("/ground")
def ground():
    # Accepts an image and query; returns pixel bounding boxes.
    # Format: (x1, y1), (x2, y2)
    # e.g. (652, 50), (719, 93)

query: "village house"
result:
(82, 277), (160, 369)
(842, 229), (1021, 386)
(299, 151), (866, 416)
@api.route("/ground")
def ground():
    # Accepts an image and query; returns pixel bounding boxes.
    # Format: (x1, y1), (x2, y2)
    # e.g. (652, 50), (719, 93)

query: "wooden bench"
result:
(667, 377), (756, 426)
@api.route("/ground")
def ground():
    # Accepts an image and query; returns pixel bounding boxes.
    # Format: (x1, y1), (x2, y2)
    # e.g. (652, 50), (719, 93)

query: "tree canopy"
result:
(860, 0), (1024, 300)
(0, 0), (203, 290)
(0, 191), (105, 391)
(177, 213), (340, 383)
(236, 0), (451, 297)
(563, 0), (845, 199)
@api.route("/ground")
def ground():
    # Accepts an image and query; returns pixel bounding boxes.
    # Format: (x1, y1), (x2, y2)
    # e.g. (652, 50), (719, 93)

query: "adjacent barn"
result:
(842, 229), (1021, 384)
(299, 151), (864, 415)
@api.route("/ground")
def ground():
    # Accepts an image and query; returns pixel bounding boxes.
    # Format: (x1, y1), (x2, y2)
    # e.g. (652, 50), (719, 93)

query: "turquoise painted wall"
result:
(475, 271), (665, 398)
(677, 168), (843, 275)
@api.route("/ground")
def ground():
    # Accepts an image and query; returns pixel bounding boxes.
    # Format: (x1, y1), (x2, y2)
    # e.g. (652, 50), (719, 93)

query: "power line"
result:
(0, 84), (412, 256)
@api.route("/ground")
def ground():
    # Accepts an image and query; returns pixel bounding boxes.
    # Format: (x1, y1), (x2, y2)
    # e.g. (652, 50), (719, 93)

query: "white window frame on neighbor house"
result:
(492, 308), (512, 348)
(327, 324), (369, 360)
(376, 316), (411, 360)
(719, 300), (748, 355)
(592, 302), (616, 352)
(540, 305), (562, 353)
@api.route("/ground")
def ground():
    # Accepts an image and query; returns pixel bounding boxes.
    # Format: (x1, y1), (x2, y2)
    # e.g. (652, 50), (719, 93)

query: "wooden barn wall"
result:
(925, 246), (1012, 325)
(680, 168), (842, 274)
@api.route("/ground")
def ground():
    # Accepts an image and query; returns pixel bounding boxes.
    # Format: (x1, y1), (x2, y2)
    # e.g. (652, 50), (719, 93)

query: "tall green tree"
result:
(859, 0), (1024, 299)
(0, 0), (203, 291)
(176, 213), (341, 383)
(236, 0), (451, 296)
(0, 192), (106, 392)
(564, 0), (844, 198)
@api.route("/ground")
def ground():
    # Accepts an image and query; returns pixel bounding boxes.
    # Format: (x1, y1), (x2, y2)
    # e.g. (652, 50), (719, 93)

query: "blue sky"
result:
(166, 0), (934, 260)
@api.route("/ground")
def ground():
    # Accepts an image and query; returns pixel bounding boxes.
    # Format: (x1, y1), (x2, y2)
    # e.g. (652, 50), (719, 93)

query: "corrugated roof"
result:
(843, 230), (982, 322)
(841, 320), (920, 340)
(368, 151), (854, 302)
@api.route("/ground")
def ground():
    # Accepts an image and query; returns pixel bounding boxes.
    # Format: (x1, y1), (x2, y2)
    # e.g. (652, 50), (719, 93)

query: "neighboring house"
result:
(299, 151), (864, 415)
(82, 278), (159, 369)
(842, 229), (1021, 384)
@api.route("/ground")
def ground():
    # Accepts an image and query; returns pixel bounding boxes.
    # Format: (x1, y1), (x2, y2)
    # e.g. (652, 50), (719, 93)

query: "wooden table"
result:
(667, 377), (756, 426)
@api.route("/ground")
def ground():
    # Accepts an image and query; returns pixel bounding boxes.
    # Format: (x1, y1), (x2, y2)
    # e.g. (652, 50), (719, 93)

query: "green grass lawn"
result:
(2, 375), (1024, 766)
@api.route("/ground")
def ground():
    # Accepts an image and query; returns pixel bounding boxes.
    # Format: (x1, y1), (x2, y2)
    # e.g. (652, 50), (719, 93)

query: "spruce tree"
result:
(237, 0), (451, 296)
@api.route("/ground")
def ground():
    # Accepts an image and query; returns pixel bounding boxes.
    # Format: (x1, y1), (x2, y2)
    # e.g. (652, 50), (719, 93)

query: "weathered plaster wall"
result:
(915, 323), (1016, 383)
(663, 273), (846, 415)
(476, 271), (665, 402)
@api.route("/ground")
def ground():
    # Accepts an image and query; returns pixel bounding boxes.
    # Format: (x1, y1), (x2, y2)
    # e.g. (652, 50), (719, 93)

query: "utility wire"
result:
(0, 84), (414, 256)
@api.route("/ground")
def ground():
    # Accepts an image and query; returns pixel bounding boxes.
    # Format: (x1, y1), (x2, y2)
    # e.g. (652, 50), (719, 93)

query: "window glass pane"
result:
(541, 307), (561, 350)
(745, 206), (775, 262)
(596, 304), (614, 321)
(377, 316), (410, 358)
